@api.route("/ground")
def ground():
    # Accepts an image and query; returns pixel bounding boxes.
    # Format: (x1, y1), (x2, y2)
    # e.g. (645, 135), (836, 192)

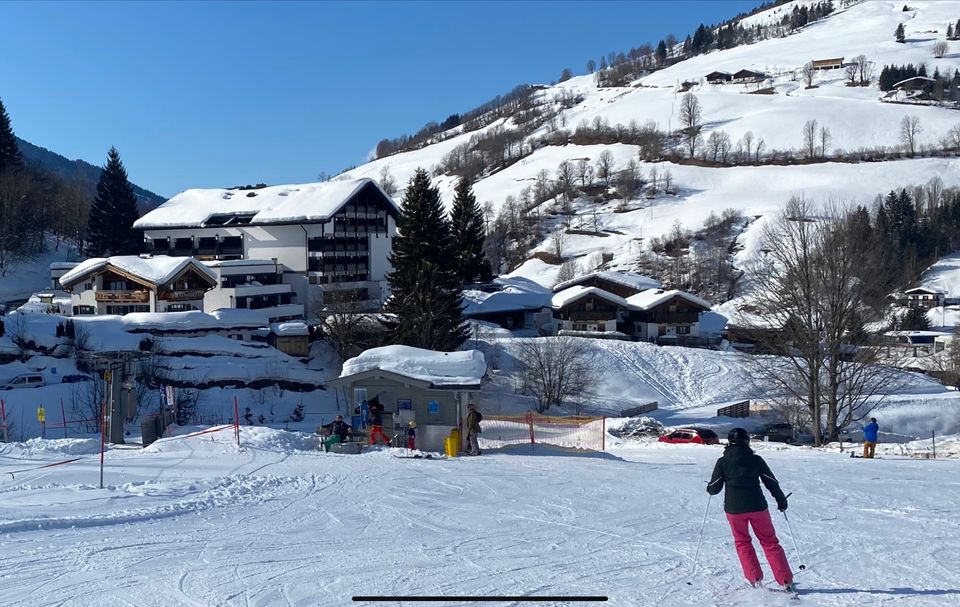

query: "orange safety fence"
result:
(478, 413), (607, 451)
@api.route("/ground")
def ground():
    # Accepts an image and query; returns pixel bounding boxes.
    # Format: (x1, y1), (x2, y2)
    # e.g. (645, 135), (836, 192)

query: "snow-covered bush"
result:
(608, 416), (665, 440)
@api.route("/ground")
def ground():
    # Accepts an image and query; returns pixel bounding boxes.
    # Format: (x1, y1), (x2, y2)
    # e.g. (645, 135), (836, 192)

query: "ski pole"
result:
(687, 494), (712, 583)
(782, 510), (806, 571)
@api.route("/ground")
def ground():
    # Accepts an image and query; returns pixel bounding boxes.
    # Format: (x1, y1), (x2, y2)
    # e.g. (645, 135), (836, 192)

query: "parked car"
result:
(2, 373), (45, 390)
(61, 374), (93, 384)
(750, 423), (795, 444)
(658, 427), (720, 445)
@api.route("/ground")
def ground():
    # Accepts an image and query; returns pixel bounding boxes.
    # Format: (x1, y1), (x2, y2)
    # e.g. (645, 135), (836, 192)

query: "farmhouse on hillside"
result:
(732, 69), (767, 83)
(705, 71), (733, 84)
(810, 57), (844, 70)
(134, 178), (400, 316)
(330, 345), (486, 453)
(59, 256), (217, 316)
(903, 286), (945, 309)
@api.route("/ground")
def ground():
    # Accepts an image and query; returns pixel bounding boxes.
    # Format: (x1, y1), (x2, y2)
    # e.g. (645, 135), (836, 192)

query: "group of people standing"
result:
(323, 398), (484, 454)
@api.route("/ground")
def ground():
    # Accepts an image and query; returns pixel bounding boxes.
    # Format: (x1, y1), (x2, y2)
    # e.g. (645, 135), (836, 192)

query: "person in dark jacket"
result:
(406, 420), (417, 450)
(368, 402), (391, 446)
(862, 417), (879, 458)
(707, 428), (794, 591)
(323, 415), (351, 452)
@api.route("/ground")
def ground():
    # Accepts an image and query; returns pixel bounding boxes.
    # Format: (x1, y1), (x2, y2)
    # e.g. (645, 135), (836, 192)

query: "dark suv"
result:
(750, 423), (795, 444)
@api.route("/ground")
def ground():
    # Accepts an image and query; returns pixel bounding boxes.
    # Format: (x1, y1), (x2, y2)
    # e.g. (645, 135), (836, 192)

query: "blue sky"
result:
(1, 0), (760, 197)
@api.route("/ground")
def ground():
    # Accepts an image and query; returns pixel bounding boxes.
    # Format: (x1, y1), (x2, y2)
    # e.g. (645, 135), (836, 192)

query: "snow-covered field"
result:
(1, 427), (958, 606)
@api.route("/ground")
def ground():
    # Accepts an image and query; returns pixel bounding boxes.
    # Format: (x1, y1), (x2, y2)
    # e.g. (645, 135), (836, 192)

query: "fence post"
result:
(526, 411), (535, 445)
(1, 399), (6, 443)
(602, 416), (606, 451)
(234, 396), (241, 448)
(932, 429), (936, 459)
(60, 398), (67, 439)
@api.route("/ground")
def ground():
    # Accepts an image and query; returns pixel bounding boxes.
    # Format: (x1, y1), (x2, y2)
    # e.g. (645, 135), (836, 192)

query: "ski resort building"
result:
(133, 178), (400, 316)
(59, 256), (217, 316)
(330, 346), (485, 453)
(903, 287), (945, 309)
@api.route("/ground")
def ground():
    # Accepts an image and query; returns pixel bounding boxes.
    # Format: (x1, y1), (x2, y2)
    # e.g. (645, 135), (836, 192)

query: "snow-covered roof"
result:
(626, 289), (713, 311)
(340, 345), (486, 388)
(553, 271), (660, 294)
(134, 178), (398, 229)
(904, 287), (942, 295)
(270, 321), (309, 336)
(49, 262), (80, 271)
(552, 286), (632, 310)
(463, 277), (552, 316)
(893, 76), (936, 88)
(121, 310), (270, 332)
(59, 256), (217, 288)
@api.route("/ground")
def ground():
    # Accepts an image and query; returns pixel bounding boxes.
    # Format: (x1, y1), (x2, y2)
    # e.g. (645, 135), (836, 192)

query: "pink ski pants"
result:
(725, 509), (793, 585)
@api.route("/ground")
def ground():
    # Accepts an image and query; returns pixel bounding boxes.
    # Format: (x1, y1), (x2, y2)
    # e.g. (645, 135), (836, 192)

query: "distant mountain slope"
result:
(15, 137), (165, 211)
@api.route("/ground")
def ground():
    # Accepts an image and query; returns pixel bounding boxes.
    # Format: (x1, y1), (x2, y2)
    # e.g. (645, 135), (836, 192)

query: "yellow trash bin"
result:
(444, 437), (457, 458)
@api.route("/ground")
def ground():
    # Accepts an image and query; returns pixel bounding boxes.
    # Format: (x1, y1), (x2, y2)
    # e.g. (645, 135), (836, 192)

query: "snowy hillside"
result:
(339, 0), (960, 290)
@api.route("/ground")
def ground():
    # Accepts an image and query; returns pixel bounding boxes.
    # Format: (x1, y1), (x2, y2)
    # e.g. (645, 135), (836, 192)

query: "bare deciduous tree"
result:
(802, 61), (816, 87)
(595, 150), (616, 187)
(819, 126), (831, 159)
(933, 41), (949, 58)
(844, 62), (859, 85)
(802, 119), (819, 158)
(575, 158), (592, 187)
(550, 229), (566, 258)
(740, 197), (908, 445)
(556, 259), (579, 284)
(517, 336), (598, 413)
(900, 115), (922, 155)
(378, 166), (397, 197)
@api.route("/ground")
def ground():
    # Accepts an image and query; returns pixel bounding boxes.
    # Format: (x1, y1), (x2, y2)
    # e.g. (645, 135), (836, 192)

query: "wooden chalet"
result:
(811, 57), (844, 70)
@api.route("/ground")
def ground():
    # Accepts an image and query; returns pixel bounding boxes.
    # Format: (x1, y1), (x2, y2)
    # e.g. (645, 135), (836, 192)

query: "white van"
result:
(3, 374), (45, 390)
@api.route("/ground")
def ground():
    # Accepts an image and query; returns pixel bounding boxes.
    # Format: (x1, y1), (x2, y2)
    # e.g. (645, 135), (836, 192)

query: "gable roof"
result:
(552, 285), (632, 310)
(553, 271), (660, 294)
(626, 288), (712, 311)
(59, 256), (217, 289)
(904, 286), (942, 295)
(133, 178), (398, 229)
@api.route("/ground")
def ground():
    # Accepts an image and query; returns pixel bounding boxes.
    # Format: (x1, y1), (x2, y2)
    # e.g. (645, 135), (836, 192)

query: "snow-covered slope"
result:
(339, 0), (960, 290)
(1, 428), (958, 606)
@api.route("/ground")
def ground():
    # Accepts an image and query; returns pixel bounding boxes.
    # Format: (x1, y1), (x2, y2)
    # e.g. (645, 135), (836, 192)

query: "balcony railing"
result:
(158, 288), (207, 301)
(95, 290), (150, 303)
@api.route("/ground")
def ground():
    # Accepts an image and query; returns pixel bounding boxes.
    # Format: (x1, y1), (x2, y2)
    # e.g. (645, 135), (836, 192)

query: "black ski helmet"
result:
(728, 427), (750, 445)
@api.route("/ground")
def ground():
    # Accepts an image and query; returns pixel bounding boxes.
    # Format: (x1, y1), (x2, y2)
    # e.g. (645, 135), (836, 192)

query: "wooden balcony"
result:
(96, 290), (150, 303)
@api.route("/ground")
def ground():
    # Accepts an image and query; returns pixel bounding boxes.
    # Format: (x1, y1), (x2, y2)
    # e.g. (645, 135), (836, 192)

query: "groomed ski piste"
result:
(0, 423), (958, 607)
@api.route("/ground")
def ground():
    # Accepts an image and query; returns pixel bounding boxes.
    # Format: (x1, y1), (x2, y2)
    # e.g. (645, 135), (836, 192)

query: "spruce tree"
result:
(449, 177), (492, 285)
(895, 23), (906, 43)
(85, 147), (141, 257)
(0, 97), (23, 173)
(385, 168), (468, 351)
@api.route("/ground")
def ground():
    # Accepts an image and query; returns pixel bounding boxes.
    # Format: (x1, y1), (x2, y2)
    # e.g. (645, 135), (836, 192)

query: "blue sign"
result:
(428, 400), (440, 414)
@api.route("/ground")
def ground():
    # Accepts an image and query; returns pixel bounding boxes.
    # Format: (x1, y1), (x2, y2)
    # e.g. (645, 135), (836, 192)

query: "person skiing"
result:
(406, 420), (417, 450)
(368, 400), (391, 446)
(323, 415), (351, 452)
(707, 427), (794, 592)
(465, 404), (483, 455)
(862, 417), (879, 459)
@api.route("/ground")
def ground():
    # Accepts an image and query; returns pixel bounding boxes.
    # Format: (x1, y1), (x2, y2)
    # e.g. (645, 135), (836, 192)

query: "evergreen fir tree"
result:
(449, 177), (492, 285)
(896, 23), (906, 43)
(385, 169), (468, 352)
(948, 23), (954, 40)
(901, 306), (932, 331)
(85, 147), (141, 257)
(0, 97), (23, 173)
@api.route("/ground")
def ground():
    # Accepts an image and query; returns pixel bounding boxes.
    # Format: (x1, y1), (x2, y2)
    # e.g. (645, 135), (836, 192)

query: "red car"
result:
(658, 427), (720, 445)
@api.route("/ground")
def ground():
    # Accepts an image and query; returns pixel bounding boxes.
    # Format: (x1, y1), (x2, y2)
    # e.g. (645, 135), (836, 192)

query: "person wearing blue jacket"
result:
(862, 417), (879, 458)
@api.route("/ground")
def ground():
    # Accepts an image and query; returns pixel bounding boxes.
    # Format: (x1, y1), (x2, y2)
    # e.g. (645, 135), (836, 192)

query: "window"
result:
(84, 283), (93, 291)
(166, 303), (195, 312)
(677, 325), (691, 335)
(73, 305), (95, 315)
